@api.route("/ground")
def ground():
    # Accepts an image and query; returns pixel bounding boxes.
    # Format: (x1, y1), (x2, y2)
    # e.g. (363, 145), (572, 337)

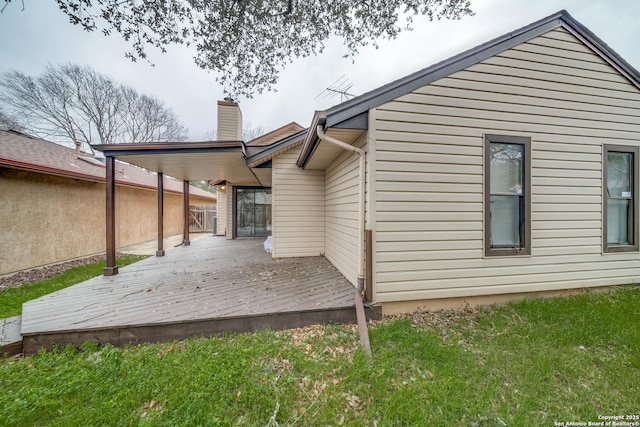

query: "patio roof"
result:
(94, 140), (268, 186)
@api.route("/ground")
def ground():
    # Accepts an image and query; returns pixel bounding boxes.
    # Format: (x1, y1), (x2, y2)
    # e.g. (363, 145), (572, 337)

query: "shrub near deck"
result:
(1, 287), (639, 426)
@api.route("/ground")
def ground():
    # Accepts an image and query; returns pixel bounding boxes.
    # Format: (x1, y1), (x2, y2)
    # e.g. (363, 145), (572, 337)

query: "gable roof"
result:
(0, 130), (216, 199)
(324, 9), (640, 130)
(246, 122), (304, 146)
(246, 128), (308, 167)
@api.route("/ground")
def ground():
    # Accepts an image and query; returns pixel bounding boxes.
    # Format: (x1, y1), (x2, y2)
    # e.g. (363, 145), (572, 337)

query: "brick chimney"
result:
(74, 140), (82, 156)
(217, 100), (243, 141)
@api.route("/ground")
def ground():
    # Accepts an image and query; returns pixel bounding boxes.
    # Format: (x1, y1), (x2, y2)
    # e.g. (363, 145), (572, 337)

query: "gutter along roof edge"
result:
(245, 129), (308, 167)
(94, 140), (246, 156)
(323, 9), (640, 128)
(296, 112), (326, 168)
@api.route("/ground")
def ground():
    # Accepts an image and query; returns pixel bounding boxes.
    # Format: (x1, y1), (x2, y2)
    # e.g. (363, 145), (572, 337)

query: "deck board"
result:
(21, 237), (380, 354)
(0, 316), (22, 356)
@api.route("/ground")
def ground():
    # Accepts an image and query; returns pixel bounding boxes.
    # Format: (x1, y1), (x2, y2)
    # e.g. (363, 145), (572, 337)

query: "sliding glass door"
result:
(235, 188), (272, 237)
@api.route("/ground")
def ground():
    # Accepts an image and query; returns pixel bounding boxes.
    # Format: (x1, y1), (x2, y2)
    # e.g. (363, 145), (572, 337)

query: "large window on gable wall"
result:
(484, 134), (531, 257)
(603, 145), (638, 252)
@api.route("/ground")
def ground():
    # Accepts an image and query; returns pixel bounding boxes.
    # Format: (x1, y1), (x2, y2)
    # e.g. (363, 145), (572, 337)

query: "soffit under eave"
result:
(109, 151), (261, 185)
(251, 168), (272, 187)
(303, 128), (367, 170)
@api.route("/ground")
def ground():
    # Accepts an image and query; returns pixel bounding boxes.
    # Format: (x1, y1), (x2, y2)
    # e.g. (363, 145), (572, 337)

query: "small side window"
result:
(484, 135), (531, 257)
(603, 145), (638, 252)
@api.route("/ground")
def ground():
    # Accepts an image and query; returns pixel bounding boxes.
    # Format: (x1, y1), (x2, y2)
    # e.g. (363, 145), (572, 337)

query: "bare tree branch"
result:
(120, 89), (187, 142)
(242, 122), (269, 142)
(2, 0), (474, 98)
(0, 63), (188, 145)
(0, 107), (24, 131)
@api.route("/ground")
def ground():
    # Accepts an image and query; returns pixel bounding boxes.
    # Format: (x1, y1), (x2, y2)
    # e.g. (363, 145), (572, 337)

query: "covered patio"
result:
(93, 138), (271, 276)
(19, 237), (380, 355)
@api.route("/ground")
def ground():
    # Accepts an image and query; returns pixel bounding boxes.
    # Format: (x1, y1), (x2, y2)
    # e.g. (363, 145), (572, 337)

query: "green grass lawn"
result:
(1, 286), (638, 426)
(0, 255), (146, 319)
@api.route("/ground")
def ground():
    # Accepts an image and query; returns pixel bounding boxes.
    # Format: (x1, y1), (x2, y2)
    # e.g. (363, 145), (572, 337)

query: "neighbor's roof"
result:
(326, 9), (640, 129)
(0, 130), (216, 199)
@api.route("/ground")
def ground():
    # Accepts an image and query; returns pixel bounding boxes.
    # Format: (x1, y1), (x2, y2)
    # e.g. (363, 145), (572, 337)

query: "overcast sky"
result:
(0, 0), (638, 143)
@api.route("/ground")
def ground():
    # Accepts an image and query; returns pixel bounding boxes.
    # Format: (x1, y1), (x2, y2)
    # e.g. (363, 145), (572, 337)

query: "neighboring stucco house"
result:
(98, 10), (640, 314)
(0, 130), (216, 275)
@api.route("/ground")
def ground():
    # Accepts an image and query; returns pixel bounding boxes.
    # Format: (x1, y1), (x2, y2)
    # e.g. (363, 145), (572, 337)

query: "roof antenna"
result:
(315, 75), (355, 102)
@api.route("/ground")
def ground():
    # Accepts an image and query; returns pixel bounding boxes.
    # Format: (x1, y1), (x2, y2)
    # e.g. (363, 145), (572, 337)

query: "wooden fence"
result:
(189, 205), (217, 233)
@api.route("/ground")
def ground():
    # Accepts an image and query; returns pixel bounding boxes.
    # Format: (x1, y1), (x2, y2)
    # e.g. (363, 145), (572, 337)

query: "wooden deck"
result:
(19, 237), (380, 355)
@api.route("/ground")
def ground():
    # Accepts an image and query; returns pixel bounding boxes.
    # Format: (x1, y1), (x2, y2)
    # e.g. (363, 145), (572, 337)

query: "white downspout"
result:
(316, 125), (366, 291)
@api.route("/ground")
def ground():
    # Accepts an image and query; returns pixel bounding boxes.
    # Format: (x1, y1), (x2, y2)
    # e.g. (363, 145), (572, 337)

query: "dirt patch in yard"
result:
(0, 254), (124, 290)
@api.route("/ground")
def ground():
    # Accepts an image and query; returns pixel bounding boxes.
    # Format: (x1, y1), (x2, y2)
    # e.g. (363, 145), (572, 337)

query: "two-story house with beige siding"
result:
(98, 10), (640, 315)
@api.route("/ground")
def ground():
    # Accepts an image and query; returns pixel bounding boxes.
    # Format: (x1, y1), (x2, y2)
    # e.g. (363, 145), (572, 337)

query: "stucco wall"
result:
(0, 168), (215, 275)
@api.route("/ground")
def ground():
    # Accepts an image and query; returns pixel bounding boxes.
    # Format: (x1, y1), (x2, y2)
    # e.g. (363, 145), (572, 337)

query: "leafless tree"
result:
(242, 122), (268, 142)
(204, 121), (268, 142)
(120, 87), (187, 142)
(2, 0), (473, 98)
(204, 127), (217, 141)
(63, 64), (123, 144)
(0, 63), (188, 145)
(0, 107), (24, 132)
(0, 67), (91, 144)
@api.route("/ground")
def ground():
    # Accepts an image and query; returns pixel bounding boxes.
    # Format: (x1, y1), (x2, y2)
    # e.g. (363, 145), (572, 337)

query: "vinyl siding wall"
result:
(217, 103), (242, 141)
(272, 145), (325, 257)
(216, 188), (227, 236)
(226, 184), (233, 239)
(373, 28), (640, 302)
(325, 136), (367, 286)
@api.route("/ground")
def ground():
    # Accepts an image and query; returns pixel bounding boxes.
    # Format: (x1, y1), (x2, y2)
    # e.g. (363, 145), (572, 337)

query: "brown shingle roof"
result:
(0, 130), (215, 199)
(246, 122), (304, 146)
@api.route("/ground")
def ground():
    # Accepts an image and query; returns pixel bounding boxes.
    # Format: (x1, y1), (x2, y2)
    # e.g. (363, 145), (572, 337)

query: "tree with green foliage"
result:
(2, 0), (473, 98)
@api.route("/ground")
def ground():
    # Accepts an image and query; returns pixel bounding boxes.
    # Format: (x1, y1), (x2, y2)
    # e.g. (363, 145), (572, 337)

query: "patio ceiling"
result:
(94, 141), (269, 186)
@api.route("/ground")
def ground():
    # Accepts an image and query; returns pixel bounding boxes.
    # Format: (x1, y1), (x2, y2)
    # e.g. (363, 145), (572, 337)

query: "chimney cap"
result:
(218, 98), (239, 106)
